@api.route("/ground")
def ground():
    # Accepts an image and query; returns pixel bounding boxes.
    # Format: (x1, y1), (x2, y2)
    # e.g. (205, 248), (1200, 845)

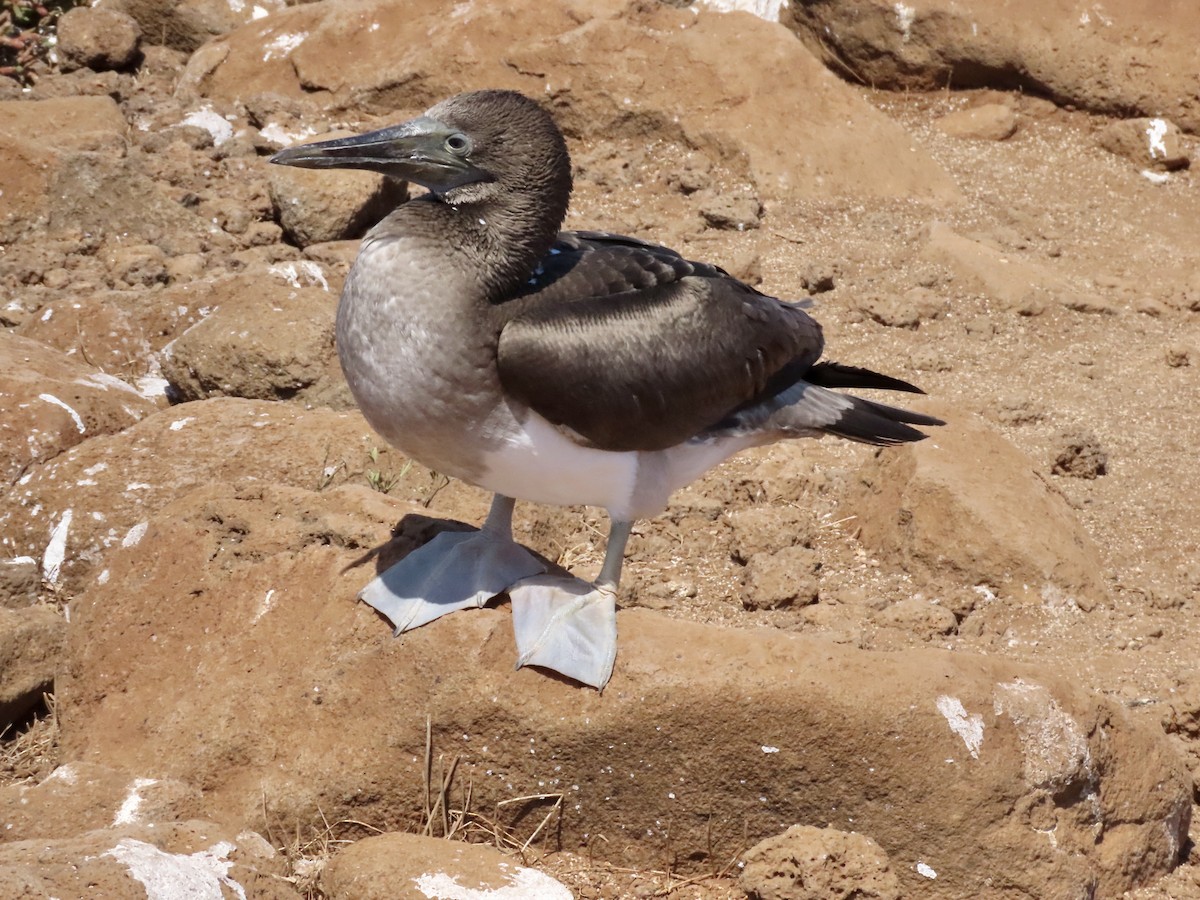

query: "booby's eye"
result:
(445, 133), (471, 156)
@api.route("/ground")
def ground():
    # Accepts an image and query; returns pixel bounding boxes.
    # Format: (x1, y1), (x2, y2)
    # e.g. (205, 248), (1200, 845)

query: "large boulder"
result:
(56, 479), (1189, 898)
(0, 398), (382, 595)
(782, 0), (1200, 132)
(178, 0), (958, 203)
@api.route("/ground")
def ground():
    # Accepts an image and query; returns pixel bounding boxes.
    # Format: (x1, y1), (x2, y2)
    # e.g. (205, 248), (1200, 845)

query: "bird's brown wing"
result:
(496, 232), (823, 452)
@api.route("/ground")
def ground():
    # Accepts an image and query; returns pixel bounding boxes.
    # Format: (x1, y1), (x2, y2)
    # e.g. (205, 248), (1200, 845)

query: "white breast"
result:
(478, 412), (641, 514)
(477, 410), (763, 521)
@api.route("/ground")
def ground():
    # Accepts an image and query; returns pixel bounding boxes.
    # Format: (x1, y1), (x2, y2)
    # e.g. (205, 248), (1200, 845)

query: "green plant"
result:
(365, 446), (411, 494)
(0, 1), (85, 85)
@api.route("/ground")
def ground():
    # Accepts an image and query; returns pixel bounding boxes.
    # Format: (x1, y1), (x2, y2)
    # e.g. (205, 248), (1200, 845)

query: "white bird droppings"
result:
(122, 522), (149, 548)
(1145, 118), (1170, 159)
(103, 838), (247, 900)
(113, 777), (158, 826)
(262, 31), (306, 62)
(694, 0), (786, 21)
(181, 106), (235, 146)
(916, 861), (937, 879)
(413, 866), (572, 900)
(252, 589), (276, 624)
(39, 393), (85, 433)
(894, 2), (916, 40)
(42, 509), (73, 584)
(936, 695), (984, 759)
(269, 260), (330, 291)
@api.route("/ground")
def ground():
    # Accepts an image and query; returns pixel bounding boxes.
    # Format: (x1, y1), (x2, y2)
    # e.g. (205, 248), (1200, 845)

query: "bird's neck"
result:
(387, 187), (565, 301)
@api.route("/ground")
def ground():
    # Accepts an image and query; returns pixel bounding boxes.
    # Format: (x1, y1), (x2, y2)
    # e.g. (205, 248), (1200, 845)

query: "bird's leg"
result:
(508, 519), (631, 690)
(360, 493), (545, 633)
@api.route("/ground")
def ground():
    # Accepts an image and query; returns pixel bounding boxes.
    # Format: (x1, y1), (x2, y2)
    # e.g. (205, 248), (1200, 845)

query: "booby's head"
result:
(269, 90), (571, 213)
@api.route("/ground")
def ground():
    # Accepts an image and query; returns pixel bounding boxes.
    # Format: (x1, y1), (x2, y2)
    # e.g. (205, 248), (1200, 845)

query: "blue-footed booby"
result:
(270, 89), (942, 689)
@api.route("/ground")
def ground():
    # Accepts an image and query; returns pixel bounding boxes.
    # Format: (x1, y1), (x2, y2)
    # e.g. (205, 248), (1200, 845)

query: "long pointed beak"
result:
(269, 116), (489, 193)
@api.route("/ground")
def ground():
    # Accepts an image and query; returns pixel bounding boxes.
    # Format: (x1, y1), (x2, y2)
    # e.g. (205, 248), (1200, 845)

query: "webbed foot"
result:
(361, 528), (545, 632)
(508, 575), (618, 689)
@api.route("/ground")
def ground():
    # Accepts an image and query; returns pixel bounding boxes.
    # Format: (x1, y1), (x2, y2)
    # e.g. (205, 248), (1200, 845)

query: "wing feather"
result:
(496, 232), (822, 452)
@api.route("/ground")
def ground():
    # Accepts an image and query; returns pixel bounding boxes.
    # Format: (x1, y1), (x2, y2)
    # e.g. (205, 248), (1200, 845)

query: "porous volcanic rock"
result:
(934, 103), (1018, 141)
(160, 271), (341, 402)
(107, 0), (290, 53)
(739, 825), (901, 900)
(267, 131), (410, 246)
(1098, 117), (1191, 172)
(56, 480), (1189, 898)
(0, 95), (216, 249)
(0, 762), (200, 842)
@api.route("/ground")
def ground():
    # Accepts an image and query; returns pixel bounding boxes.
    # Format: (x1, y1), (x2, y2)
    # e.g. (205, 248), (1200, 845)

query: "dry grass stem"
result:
(0, 692), (59, 785)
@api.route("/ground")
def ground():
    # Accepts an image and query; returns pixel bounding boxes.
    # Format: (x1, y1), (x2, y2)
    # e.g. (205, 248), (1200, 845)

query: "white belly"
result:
(477, 411), (760, 521)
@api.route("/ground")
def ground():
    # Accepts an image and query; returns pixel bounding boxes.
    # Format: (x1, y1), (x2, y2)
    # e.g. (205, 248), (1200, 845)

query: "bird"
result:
(270, 89), (943, 690)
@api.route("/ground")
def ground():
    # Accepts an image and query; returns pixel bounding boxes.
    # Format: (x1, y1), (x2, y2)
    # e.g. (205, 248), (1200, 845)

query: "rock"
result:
(856, 290), (942, 329)
(320, 832), (571, 900)
(0, 398), (383, 595)
(1051, 429), (1108, 479)
(267, 136), (410, 246)
(730, 505), (814, 561)
(935, 103), (1018, 141)
(106, 0), (290, 53)
(53, 479), (1190, 898)
(874, 597), (959, 639)
(740, 825), (900, 900)
(781, 0), (1200, 133)
(697, 188), (764, 230)
(0, 116), (212, 246)
(160, 272), (339, 401)
(1166, 345), (1192, 368)
(1098, 118), (1191, 172)
(0, 557), (39, 608)
(0, 332), (156, 488)
(0, 605), (66, 729)
(103, 244), (169, 287)
(0, 762), (200, 841)
(0, 97), (139, 245)
(0, 819), (295, 900)
(922, 222), (1109, 314)
(56, 7), (143, 72)
(180, 0), (957, 203)
(0, 96), (127, 154)
(741, 545), (820, 609)
(846, 405), (1110, 611)
(16, 285), (211, 394)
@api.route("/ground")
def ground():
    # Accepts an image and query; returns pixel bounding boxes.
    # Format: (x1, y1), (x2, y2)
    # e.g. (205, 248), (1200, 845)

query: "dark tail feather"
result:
(823, 396), (946, 446)
(807, 361), (927, 395)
